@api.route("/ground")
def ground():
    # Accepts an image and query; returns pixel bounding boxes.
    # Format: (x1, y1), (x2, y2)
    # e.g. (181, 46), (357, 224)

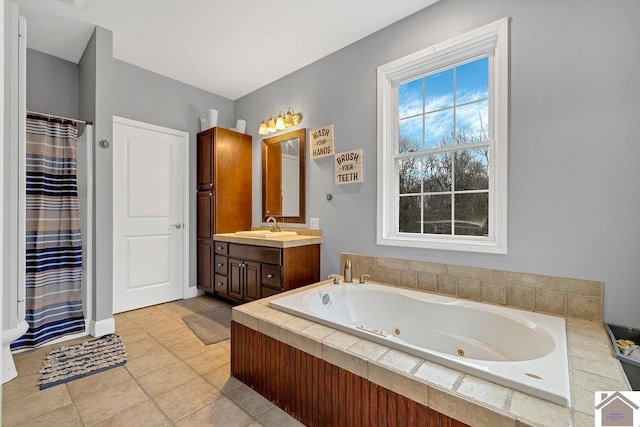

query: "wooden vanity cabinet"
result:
(197, 240), (214, 292)
(196, 127), (252, 293)
(229, 259), (261, 301)
(212, 240), (320, 303)
(213, 242), (229, 297)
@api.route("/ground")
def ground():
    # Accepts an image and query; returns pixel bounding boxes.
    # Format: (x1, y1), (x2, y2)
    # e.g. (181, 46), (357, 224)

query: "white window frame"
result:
(377, 17), (509, 254)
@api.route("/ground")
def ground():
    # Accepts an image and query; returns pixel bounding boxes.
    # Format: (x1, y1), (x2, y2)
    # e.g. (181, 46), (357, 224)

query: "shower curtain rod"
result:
(27, 110), (93, 125)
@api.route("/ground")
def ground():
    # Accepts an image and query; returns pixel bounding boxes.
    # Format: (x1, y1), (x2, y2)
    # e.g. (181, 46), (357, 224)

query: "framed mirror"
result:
(262, 128), (306, 223)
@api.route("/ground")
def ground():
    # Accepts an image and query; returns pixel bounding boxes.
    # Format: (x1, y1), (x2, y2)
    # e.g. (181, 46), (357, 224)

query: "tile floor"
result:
(2, 295), (303, 426)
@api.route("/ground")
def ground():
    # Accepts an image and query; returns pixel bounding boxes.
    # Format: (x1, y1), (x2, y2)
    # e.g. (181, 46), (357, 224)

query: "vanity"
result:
(211, 233), (321, 303)
(198, 127), (320, 303)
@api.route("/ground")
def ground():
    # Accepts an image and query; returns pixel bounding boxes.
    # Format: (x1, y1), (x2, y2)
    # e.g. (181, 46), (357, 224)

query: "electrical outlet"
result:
(310, 217), (320, 230)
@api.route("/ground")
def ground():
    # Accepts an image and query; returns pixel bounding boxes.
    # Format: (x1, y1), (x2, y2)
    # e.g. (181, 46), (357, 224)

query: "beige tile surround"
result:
(340, 253), (604, 322)
(233, 268), (629, 427)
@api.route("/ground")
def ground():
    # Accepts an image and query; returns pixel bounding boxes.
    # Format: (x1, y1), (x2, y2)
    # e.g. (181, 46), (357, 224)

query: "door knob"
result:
(171, 223), (183, 229)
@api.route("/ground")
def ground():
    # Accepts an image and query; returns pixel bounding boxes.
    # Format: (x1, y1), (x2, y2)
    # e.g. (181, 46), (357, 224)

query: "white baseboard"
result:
(90, 318), (115, 337)
(185, 286), (203, 299)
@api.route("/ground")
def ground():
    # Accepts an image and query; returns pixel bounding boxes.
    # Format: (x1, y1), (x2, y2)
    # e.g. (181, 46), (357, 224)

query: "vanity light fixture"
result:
(267, 116), (277, 133)
(275, 112), (286, 130)
(257, 107), (303, 134)
(284, 109), (294, 127)
(258, 118), (269, 135)
(291, 108), (303, 126)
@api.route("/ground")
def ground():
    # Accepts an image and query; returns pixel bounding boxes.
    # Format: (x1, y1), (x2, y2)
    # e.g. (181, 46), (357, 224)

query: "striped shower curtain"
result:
(11, 113), (85, 350)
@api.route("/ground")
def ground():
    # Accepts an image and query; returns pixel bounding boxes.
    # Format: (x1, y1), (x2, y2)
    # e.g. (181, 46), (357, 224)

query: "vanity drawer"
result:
(214, 274), (228, 295)
(261, 286), (281, 298)
(229, 243), (281, 265)
(214, 255), (228, 275)
(261, 264), (282, 289)
(214, 242), (229, 256)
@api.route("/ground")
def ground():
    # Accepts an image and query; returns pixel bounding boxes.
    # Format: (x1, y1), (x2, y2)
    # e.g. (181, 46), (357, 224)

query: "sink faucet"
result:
(266, 216), (281, 232)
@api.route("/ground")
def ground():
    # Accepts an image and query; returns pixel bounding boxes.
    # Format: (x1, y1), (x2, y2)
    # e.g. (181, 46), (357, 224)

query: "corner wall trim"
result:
(185, 286), (202, 299)
(89, 318), (115, 337)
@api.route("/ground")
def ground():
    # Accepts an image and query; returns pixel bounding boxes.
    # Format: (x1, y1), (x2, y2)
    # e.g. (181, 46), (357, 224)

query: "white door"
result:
(113, 118), (188, 313)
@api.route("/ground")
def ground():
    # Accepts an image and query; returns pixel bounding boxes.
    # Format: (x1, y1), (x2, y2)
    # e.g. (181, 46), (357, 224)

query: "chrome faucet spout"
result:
(266, 216), (281, 232)
(328, 274), (340, 285)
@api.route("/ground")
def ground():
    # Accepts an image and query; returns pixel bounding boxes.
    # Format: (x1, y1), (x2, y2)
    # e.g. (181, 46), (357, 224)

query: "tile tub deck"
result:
(232, 280), (630, 427)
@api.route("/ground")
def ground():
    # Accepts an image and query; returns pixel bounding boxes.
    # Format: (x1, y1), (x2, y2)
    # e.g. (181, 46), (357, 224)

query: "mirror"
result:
(262, 128), (306, 223)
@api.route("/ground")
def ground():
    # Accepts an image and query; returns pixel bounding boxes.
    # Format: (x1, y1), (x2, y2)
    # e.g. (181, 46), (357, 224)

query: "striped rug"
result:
(39, 334), (127, 390)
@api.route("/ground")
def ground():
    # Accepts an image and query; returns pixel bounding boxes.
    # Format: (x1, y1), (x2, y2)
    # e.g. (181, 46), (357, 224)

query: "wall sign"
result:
(310, 125), (334, 159)
(335, 149), (363, 185)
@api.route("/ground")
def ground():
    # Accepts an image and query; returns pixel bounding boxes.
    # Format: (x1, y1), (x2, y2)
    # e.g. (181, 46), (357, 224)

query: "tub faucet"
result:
(328, 274), (340, 285)
(266, 216), (281, 232)
(359, 274), (370, 284)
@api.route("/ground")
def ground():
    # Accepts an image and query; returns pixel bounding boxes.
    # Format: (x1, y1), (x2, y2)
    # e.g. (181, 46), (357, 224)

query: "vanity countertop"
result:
(214, 232), (322, 249)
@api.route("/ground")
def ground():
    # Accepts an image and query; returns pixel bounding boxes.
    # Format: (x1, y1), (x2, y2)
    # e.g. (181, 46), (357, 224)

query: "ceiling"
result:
(11, 0), (439, 100)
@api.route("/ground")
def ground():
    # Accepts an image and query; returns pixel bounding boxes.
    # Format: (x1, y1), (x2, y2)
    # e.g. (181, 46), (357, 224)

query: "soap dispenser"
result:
(343, 257), (353, 283)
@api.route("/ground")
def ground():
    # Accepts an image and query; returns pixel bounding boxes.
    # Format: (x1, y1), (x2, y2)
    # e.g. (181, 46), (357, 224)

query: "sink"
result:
(234, 230), (298, 238)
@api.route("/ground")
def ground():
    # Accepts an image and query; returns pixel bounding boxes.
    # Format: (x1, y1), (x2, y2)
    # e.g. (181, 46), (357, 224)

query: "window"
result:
(377, 18), (509, 253)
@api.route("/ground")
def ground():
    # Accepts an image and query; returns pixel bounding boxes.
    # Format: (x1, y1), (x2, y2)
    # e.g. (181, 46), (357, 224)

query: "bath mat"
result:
(182, 305), (232, 345)
(39, 334), (127, 390)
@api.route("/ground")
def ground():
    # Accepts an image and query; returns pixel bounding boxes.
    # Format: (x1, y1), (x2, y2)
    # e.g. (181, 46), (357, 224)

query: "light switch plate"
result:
(310, 217), (320, 230)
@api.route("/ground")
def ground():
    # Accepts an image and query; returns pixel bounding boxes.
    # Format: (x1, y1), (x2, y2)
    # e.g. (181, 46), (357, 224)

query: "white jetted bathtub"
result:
(268, 282), (571, 406)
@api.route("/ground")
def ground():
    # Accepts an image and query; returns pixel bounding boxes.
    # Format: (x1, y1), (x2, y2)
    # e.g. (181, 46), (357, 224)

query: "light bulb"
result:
(258, 119), (268, 135)
(284, 108), (294, 127)
(275, 112), (286, 130)
(267, 116), (277, 133)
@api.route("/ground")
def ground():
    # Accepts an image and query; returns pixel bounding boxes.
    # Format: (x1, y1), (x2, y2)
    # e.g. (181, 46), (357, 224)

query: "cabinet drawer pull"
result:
(217, 263), (224, 267)
(216, 282), (224, 287)
(209, 183), (213, 187)
(217, 246), (223, 250)
(209, 192), (212, 196)
(267, 273), (274, 279)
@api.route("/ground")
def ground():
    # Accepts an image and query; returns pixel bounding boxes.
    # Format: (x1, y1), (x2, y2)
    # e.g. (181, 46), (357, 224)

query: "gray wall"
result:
(79, 26), (113, 323)
(2, 1), (18, 329)
(18, 0), (640, 328)
(92, 26), (114, 323)
(25, 46), (234, 309)
(112, 59), (235, 290)
(22, 42), (235, 323)
(236, 0), (640, 327)
(26, 48), (78, 118)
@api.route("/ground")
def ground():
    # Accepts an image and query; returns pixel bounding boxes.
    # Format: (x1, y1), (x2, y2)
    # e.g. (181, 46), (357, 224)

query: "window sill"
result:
(377, 233), (507, 254)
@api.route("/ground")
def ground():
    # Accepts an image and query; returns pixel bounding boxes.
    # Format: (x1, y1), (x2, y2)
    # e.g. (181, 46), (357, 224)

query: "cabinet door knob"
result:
(209, 192), (212, 196)
(267, 273), (273, 279)
(216, 282), (224, 287)
(217, 263), (223, 267)
(217, 246), (223, 250)
(209, 183), (213, 187)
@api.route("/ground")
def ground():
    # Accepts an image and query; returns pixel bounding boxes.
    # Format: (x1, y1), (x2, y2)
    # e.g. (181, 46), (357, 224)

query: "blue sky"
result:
(399, 56), (489, 151)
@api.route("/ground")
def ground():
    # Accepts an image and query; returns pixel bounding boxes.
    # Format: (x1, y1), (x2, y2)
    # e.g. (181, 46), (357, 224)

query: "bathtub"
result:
(268, 282), (571, 407)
